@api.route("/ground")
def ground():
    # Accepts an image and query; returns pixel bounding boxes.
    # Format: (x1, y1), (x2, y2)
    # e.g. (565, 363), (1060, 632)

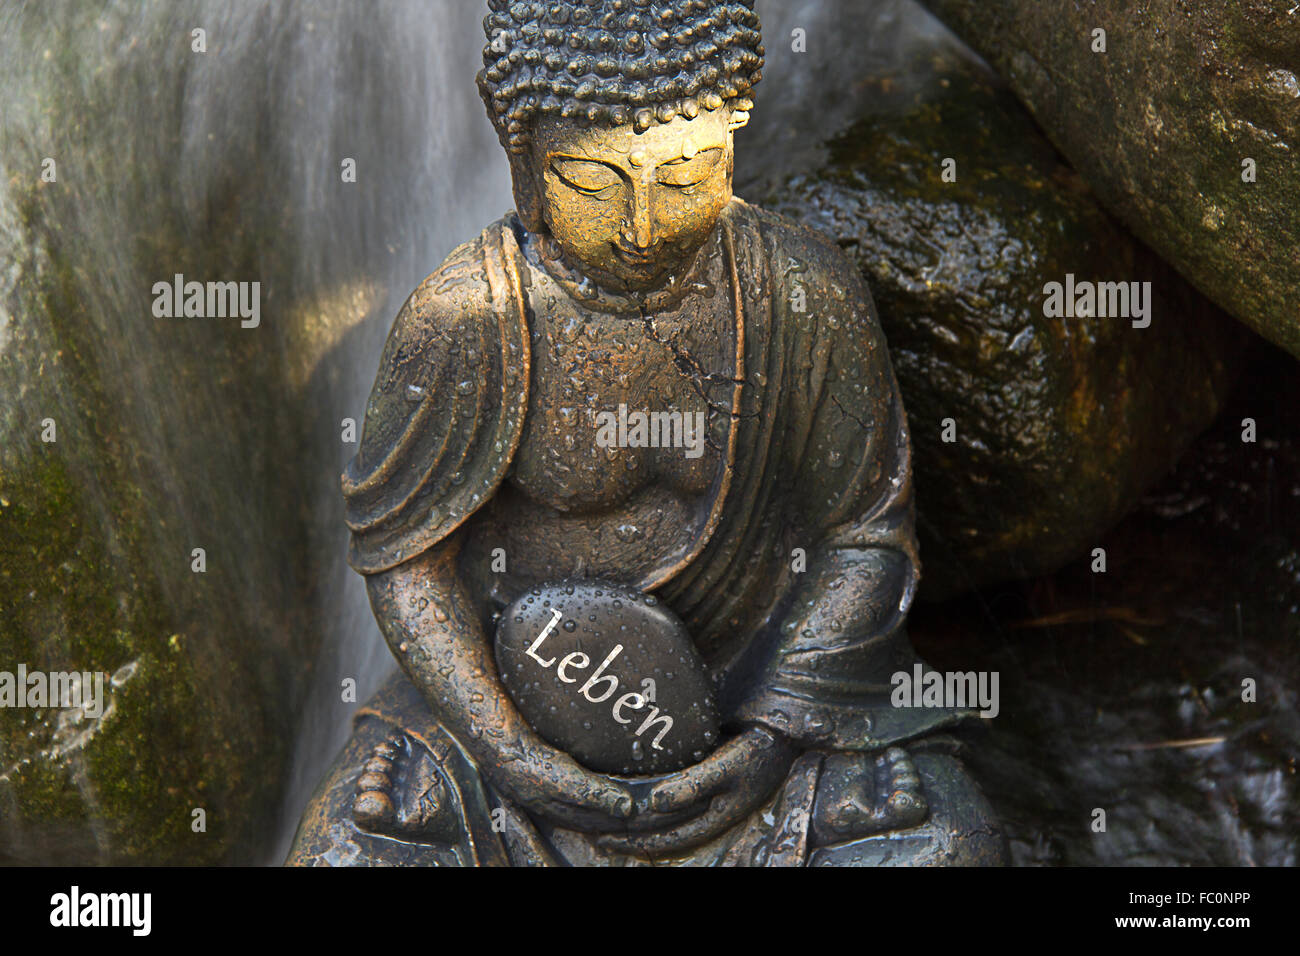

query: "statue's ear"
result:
(478, 69), (548, 234)
(507, 151), (547, 234)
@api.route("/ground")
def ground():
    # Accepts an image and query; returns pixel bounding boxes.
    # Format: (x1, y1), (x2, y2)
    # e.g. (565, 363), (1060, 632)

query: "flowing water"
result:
(0, 0), (512, 862)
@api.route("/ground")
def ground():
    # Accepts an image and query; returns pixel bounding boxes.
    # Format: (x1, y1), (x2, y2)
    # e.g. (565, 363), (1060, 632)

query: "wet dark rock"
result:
(495, 581), (720, 776)
(748, 44), (1245, 599)
(912, 342), (1300, 865)
(918, 0), (1300, 360)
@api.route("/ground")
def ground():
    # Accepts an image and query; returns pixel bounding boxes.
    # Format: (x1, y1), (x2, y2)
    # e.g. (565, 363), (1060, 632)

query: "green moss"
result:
(0, 145), (299, 866)
(0, 450), (212, 860)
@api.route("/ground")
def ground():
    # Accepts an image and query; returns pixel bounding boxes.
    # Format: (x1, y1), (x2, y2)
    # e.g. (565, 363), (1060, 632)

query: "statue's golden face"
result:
(532, 109), (740, 292)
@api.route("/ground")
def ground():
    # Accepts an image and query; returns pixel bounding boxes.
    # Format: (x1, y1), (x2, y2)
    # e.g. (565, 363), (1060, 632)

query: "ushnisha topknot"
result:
(478, 0), (764, 154)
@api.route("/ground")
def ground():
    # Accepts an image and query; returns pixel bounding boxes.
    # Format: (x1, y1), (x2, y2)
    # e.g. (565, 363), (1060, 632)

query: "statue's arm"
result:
(646, 222), (916, 819)
(646, 493), (914, 818)
(734, 525), (917, 735)
(364, 531), (634, 827)
(726, 226), (925, 750)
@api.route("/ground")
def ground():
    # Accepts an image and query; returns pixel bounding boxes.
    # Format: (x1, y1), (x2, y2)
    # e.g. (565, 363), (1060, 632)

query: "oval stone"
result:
(494, 580), (720, 776)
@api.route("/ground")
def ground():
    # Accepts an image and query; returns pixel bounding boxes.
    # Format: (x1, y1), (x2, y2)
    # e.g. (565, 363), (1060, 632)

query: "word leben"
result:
(524, 607), (676, 750)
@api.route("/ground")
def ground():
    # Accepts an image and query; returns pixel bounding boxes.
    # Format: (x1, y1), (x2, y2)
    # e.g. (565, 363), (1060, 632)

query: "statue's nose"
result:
(622, 184), (654, 250)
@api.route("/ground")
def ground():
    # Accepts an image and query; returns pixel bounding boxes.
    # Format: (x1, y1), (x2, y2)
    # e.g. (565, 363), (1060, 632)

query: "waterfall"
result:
(0, 0), (511, 863)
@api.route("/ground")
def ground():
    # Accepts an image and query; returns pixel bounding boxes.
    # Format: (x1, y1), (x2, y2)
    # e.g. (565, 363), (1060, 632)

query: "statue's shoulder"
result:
(730, 198), (847, 257)
(728, 198), (886, 353)
(728, 203), (907, 529)
(342, 215), (529, 574)
(385, 214), (520, 360)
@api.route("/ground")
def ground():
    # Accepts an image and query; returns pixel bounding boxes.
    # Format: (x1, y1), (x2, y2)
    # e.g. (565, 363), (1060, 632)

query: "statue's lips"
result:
(611, 241), (662, 265)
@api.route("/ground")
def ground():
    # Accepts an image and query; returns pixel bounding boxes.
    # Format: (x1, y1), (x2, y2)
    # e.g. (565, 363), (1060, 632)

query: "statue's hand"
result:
(644, 724), (794, 816)
(577, 725), (795, 853)
(486, 728), (637, 831)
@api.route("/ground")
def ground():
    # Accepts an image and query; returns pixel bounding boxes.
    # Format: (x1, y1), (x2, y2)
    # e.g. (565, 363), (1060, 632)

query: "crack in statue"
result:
(288, 0), (1006, 867)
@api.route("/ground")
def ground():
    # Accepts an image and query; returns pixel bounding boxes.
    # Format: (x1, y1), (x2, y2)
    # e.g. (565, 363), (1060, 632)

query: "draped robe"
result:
(326, 198), (969, 864)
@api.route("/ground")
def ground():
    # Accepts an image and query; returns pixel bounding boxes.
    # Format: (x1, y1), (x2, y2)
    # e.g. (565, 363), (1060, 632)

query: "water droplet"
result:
(563, 620), (577, 632)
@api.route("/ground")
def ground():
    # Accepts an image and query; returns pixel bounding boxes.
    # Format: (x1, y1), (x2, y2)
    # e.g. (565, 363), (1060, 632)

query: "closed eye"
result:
(551, 158), (623, 199)
(656, 148), (723, 188)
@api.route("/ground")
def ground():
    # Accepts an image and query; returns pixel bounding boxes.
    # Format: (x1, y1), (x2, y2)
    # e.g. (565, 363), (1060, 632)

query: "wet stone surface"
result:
(914, 343), (1300, 865)
(743, 24), (1243, 600)
(918, 0), (1300, 360)
(495, 581), (720, 776)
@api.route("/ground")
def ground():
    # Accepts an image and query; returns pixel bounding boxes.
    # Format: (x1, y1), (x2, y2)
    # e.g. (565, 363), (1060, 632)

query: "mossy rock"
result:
(753, 50), (1245, 598)
(0, 3), (343, 863)
(917, 0), (1300, 360)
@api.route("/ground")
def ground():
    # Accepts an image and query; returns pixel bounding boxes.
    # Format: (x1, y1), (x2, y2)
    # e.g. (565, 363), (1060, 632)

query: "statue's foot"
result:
(351, 734), (455, 841)
(288, 678), (509, 866)
(811, 747), (928, 844)
(808, 739), (1008, 866)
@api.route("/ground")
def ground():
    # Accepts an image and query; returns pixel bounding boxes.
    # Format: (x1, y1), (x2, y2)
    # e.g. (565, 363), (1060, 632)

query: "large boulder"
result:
(912, 341), (1300, 865)
(0, 8), (323, 863)
(916, 0), (1300, 360)
(0, 1), (506, 863)
(741, 9), (1244, 598)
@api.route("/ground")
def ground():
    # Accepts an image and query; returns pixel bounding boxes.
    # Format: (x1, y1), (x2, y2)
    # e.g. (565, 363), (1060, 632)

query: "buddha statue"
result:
(288, 0), (1005, 866)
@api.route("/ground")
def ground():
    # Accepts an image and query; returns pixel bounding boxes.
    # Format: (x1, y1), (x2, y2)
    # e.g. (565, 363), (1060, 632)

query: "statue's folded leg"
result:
(288, 675), (1007, 866)
(286, 674), (514, 867)
(807, 738), (1008, 867)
